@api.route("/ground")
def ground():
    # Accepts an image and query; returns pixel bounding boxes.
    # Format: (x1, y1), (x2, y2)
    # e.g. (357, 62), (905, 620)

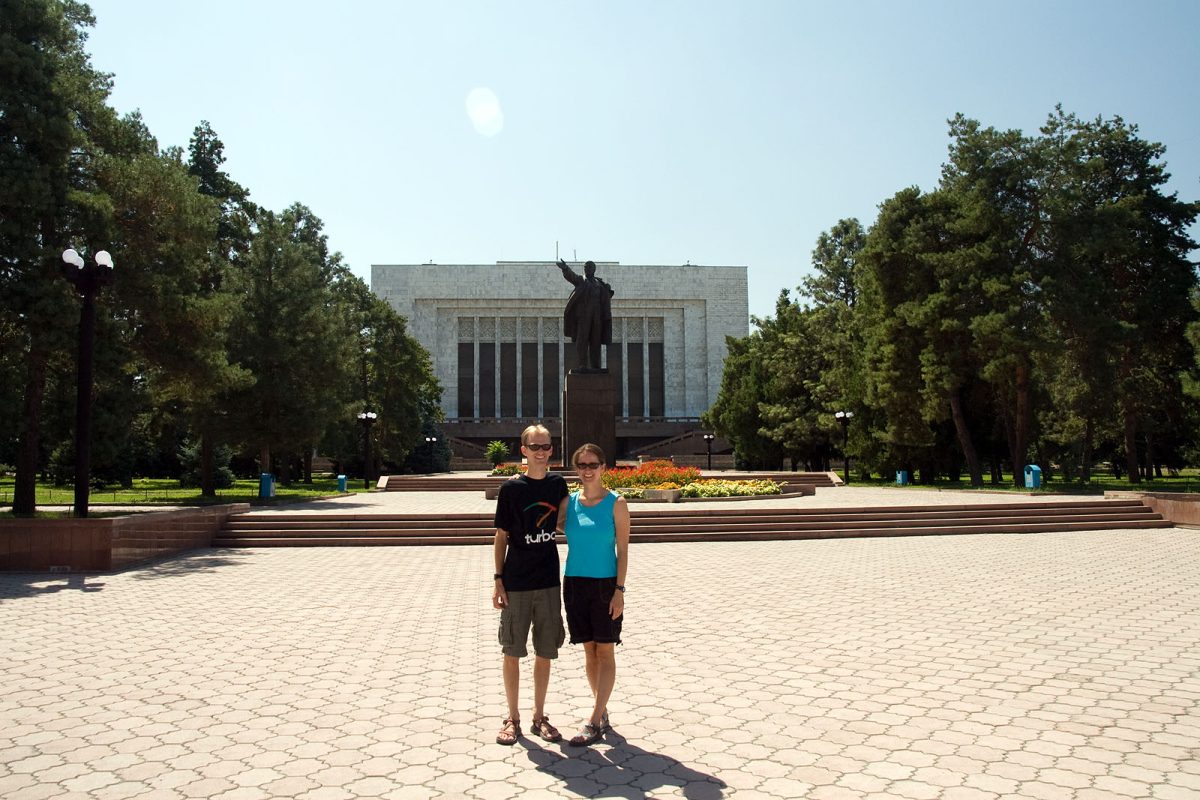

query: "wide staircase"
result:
(213, 498), (1168, 548)
(378, 471), (841, 491)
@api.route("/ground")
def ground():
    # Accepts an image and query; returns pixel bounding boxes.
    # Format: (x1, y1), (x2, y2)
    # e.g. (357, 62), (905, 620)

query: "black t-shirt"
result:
(494, 473), (569, 591)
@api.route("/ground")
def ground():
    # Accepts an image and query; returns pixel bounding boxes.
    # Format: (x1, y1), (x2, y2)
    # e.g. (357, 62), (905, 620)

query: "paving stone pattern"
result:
(2, 528), (1199, 799)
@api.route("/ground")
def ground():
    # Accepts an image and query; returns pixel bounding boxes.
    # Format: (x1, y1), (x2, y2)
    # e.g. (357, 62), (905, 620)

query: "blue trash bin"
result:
(1024, 464), (1042, 489)
(259, 473), (275, 498)
(895, 470), (909, 486)
(337, 474), (347, 492)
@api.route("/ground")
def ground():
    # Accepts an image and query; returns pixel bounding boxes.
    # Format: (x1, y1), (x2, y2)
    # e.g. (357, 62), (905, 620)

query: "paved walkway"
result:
(2, 490), (1199, 799)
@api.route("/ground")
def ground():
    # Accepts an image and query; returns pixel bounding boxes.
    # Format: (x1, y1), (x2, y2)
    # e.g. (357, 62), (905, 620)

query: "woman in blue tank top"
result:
(558, 443), (629, 746)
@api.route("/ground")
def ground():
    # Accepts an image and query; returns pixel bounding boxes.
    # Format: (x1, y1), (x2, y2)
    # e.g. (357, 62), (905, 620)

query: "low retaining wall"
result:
(1106, 491), (1200, 527)
(0, 504), (249, 572)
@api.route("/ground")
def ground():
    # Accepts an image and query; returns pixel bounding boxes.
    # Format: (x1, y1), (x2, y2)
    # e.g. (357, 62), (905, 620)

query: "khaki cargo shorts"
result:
(499, 586), (566, 659)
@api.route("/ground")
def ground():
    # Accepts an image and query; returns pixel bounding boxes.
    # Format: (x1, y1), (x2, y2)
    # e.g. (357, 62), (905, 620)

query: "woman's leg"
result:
(582, 641), (599, 700)
(588, 643), (616, 726)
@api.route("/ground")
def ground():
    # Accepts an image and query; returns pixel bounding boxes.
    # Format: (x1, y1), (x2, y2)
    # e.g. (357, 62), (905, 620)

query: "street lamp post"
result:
(834, 411), (854, 485)
(702, 433), (715, 471)
(424, 436), (438, 473)
(61, 248), (114, 518)
(357, 411), (378, 489)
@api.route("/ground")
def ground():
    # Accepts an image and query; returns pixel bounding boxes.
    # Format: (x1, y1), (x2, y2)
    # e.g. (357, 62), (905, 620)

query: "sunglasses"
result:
(575, 462), (603, 470)
(524, 443), (553, 452)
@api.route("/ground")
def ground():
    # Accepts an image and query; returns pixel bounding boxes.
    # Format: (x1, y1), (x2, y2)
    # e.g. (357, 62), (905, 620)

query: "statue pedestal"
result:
(563, 371), (617, 466)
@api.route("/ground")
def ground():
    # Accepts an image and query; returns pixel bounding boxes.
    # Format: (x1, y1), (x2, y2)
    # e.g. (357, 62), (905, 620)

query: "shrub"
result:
(490, 463), (524, 476)
(485, 440), (511, 467)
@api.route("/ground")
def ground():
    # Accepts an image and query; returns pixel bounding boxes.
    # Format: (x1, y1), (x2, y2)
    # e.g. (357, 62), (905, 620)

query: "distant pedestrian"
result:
(559, 443), (629, 746)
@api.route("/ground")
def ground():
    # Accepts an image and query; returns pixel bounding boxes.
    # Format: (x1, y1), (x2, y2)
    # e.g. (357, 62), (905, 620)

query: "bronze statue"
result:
(556, 259), (613, 373)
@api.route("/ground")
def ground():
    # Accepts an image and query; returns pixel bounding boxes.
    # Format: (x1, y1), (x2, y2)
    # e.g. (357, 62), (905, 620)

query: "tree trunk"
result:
(13, 346), (48, 515)
(949, 392), (983, 486)
(200, 433), (215, 497)
(1011, 362), (1031, 488)
(1081, 417), (1094, 482)
(259, 444), (271, 477)
(1122, 407), (1140, 484)
(303, 448), (313, 485)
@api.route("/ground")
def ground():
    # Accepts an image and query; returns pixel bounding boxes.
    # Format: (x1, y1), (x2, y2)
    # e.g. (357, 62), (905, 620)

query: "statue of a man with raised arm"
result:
(555, 259), (613, 373)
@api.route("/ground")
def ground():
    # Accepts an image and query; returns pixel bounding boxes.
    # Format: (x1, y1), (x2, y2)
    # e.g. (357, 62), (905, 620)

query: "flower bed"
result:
(601, 460), (701, 490)
(680, 479), (783, 498)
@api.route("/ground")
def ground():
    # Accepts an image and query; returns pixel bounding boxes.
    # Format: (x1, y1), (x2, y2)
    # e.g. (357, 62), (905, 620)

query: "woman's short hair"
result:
(571, 443), (606, 466)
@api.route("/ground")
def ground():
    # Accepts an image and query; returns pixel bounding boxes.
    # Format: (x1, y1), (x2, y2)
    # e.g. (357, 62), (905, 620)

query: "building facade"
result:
(371, 261), (748, 455)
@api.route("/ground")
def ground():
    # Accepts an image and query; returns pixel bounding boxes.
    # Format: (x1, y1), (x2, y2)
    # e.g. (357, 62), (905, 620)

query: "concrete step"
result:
(215, 499), (1167, 547)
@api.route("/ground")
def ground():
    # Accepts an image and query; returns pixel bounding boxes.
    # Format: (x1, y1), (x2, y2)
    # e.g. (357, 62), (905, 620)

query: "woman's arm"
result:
(610, 496), (630, 619)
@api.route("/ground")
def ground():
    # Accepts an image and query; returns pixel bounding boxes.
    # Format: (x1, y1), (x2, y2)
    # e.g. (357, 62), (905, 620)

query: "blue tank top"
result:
(563, 490), (618, 578)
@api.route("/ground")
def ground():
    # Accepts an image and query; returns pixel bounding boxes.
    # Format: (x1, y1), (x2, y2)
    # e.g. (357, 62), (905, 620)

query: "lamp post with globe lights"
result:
(834, 411), (854, 485)
(702, 432), (715, 471)
(424, 436), (439, 473)
(61, 247), (114, 517)
(357, 411), (378, 489)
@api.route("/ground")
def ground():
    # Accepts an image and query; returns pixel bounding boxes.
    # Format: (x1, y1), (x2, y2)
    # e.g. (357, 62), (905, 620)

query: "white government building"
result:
(371, 261), (748, 457)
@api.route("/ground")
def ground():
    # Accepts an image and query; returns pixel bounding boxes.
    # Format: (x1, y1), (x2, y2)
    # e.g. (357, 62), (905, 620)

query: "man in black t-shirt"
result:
(492, 424), (569, 745)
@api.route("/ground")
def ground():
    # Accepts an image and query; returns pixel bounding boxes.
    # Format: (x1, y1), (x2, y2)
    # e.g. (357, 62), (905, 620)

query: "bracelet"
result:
(616, 584), (625, 592)
(493, 573), (503, 580)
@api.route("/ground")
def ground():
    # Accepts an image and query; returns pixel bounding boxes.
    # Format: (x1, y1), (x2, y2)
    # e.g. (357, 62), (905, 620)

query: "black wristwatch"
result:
(493, 573), (503, 580)
(616, 584), (625, 592)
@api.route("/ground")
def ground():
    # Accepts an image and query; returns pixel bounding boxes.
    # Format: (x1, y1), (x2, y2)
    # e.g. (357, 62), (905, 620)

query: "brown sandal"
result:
(531, 715), (562, 742)
(496, 717), (521, 745)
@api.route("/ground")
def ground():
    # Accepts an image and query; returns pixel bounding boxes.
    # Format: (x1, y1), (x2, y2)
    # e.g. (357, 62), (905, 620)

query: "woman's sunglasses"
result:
(524, 443), (553, 452)
(575, 462), (603, 470)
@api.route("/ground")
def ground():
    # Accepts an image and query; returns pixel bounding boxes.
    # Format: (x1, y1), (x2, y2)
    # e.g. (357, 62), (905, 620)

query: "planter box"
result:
(642, 488), (682, 502)
(1, 504), (249, 572)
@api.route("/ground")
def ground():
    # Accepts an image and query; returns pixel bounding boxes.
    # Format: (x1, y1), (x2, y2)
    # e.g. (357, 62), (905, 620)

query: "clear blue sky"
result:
(84, 0), (1200, 321)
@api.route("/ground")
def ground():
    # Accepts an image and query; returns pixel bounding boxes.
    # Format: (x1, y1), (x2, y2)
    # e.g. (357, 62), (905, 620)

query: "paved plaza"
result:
(2, 491), (1199, 799)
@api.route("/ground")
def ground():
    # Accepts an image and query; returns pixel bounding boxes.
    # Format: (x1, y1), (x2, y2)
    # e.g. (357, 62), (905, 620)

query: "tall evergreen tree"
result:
(0, 0), (118, 513)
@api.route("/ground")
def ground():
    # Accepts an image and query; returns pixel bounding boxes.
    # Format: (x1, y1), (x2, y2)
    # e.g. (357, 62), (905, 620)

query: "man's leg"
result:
(532, 656), (551, 720)
(503, 655), (521, 722)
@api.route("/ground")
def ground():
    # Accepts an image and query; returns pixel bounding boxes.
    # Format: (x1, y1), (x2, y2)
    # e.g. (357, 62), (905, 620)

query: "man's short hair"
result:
(521, 424), (552, 446)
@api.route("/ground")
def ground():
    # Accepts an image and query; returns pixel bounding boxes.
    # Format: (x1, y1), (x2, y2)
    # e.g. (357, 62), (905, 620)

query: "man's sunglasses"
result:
(524, 443), (553, 452)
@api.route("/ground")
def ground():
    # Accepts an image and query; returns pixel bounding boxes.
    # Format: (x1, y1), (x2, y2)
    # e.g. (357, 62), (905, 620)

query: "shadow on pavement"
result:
(128, 550), (250, 580)
(523, 729), (727, 799)
(0, 573), (107, 601)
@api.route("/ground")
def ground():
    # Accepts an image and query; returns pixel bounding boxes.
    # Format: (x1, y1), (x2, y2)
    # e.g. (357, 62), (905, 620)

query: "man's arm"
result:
(493, 528), (509, 609)
(556, 259), (583, 287)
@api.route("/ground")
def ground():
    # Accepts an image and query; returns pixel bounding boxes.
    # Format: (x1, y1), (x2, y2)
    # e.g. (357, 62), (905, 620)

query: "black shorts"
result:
(563, 576), (623, 645)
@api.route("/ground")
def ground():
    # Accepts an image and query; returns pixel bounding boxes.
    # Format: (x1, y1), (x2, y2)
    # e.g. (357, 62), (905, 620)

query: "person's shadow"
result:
(522, 729), (727, 799)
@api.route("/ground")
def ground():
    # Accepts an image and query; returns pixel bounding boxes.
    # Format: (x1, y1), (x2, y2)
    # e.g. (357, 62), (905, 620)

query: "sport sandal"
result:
(496, 717), (521, 745)
(531, 715), (562, 742)
(569, 722), (604, 747)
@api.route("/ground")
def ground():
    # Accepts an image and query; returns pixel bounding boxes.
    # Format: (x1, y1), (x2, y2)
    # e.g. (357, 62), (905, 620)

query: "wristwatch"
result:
(493, 573), (503, 580)
(616, 584), (625, 592)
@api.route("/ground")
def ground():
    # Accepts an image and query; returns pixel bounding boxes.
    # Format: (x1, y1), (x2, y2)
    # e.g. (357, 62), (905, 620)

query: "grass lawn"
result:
(846, 468), (1200, 494)
(0, 476), (365, 510)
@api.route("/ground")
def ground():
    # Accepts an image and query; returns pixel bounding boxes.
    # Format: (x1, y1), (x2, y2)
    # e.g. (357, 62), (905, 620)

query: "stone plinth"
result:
(563, 371), (618, 465)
